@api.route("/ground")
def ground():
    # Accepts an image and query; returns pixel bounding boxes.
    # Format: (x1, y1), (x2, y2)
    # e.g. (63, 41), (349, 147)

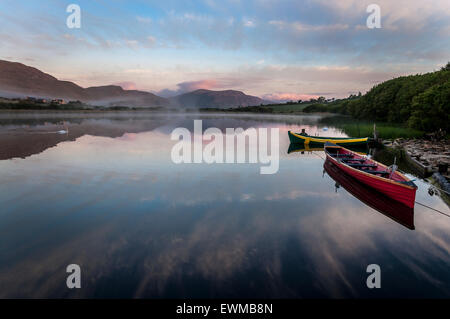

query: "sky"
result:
(0, 0), (449, 101)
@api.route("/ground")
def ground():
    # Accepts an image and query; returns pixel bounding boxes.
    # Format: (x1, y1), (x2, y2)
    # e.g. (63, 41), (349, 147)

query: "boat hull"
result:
(324, 159), (414, 229)
(288, 131), (369, 146)
(324, 144), (417, 208)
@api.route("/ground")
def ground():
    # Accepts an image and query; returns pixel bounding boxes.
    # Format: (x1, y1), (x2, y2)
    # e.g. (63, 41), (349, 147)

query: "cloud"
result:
(157, 79), (219, 97)
(115, 82), (138, 90)
(268, 20), (349, 32)
(2, 0), (448, 100)
(243, 19), (255, 27)
(136, 16), (152, 24)
(125, 39), (139, 49)
(146, 36), (156, 47)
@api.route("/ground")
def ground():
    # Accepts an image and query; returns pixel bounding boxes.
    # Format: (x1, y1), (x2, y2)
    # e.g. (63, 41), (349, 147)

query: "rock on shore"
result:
(392, 138), (450, 179)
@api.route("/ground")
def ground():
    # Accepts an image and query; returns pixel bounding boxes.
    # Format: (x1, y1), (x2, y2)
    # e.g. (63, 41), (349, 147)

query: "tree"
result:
(441, 62), (450, 71)
(408, 81), (450, 132)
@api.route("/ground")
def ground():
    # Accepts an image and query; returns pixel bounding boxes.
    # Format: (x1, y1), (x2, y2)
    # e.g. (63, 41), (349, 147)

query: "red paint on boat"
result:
(324, 159), (414, 229)
(324, 143), (417, 208)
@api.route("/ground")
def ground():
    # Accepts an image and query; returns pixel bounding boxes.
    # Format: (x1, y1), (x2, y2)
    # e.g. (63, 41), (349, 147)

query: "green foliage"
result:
(303, 103), (340, 113)
(320, 116), (424, 139)
(343, 65), (450, 132)
(408, 81), (450, 132)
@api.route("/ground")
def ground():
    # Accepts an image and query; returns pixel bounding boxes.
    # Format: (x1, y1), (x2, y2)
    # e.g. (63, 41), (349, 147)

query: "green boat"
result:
(288, 142), (368, 155)
(288, 130), (369, 146)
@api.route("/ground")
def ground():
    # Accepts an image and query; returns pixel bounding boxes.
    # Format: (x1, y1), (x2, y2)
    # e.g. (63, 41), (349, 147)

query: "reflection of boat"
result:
(324, 159), (415, 229)
(288, 142), (368, 155)
(288, 143), (323, 154)
(288, 130), (369, 146)
(325, 142), (417, 208)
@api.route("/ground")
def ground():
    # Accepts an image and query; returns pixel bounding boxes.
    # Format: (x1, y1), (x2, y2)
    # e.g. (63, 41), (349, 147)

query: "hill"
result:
(346, 63), (450, 131)
(303, 63), (450, 132)
(0, 60), (271, 109)
(0, 60), (168, 107)
(170, 89), (268, 108)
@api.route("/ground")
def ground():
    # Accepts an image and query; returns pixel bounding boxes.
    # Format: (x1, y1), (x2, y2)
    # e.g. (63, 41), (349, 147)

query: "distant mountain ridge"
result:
(0, 60), (167, 107)
(0, 60), (268, 108)
(170, 89), (268, 108)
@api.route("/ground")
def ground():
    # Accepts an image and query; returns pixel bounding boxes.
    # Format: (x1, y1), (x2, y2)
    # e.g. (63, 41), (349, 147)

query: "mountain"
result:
(170, 89), (268, 108)
(84, 85), (168, 107)
(0, 60), (168, 107)
(0, 60), (270, 109)
(0, 60), (86, 100)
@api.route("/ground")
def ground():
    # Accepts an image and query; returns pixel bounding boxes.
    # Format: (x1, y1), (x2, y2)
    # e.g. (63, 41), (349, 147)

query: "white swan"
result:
(57, 122), (69, 134)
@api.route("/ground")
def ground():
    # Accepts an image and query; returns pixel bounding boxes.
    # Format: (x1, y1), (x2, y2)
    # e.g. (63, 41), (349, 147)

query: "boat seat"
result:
(347, 163), (377, 168)
(363, 170), (390, 175)
(331, 154), (354, 158)
(342, 158), (366, 162)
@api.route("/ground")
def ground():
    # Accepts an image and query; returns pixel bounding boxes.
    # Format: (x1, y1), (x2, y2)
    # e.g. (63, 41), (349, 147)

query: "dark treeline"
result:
(304, 63), (450, 133)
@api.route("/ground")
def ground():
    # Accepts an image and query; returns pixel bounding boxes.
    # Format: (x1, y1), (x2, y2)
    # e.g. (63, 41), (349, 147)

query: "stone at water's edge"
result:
(394, 138), (450, 179)
(432, 172), (450, 201)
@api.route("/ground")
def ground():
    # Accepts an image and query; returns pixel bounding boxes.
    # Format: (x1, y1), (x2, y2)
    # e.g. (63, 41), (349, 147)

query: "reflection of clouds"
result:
(118, 133), (138, 141)
(265, 190), (338, 201)
(1, 118), (450, 298)
(294, 191), (450, 297)
(296, 203), (383, 297)
(240, 193), (253, 201)
(0, 222), (122, 298)
(1, 188), (450, 298)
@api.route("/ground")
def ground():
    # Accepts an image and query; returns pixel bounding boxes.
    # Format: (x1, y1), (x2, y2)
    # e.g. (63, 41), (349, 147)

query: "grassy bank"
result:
(319, 116), (424, 139)
(199, 102), (314, 114)
(0, 100), (168, 112)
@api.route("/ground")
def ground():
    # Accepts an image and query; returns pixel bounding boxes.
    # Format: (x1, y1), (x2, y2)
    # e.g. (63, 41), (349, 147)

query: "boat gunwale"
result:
(324, 145), (417, 190)
(324, 160), (415, 230)
(288, 131), (369, 144)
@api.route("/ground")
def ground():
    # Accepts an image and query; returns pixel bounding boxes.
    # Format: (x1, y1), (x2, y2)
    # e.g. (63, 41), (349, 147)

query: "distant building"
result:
(51, 99), (65, 104)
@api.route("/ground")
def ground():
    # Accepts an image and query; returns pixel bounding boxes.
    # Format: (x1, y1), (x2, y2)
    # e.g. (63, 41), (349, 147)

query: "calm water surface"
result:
(0, 112), (449, 298)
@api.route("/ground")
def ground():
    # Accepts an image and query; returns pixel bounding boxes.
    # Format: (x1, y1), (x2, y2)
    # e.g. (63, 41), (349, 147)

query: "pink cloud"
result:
(157, 79), (220, 97)
(262, 93), (320, 102)
(115, 82), (138, 90)
(177, 79), (218, 92)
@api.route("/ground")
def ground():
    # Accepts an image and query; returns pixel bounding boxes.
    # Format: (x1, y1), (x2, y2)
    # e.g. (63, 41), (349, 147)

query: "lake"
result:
(0, 112), (449, 298)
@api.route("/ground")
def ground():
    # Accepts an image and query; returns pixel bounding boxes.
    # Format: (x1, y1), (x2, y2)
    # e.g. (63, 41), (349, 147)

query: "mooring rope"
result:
(303, 150), (450, 217)
(415, 201), (450, 218)
(430, 184), (450, 196)
(312, 152), (325, 160)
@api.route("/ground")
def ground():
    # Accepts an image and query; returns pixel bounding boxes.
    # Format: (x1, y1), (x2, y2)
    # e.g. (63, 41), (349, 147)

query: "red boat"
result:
(324, 159), (414, 229)
(324, 142), (417, 208)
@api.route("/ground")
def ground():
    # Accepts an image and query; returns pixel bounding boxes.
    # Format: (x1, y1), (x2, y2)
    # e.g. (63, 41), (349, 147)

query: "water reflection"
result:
(0, 112), (337, 161)
(324, 159), (415, 230)
(287, 142), (368, 155)
(0, 113), (449, 298)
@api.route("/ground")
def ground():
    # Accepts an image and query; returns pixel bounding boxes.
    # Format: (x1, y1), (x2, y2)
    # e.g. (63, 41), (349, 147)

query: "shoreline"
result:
(0, 108), (335, 115)
(392, 138), (449, 178)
